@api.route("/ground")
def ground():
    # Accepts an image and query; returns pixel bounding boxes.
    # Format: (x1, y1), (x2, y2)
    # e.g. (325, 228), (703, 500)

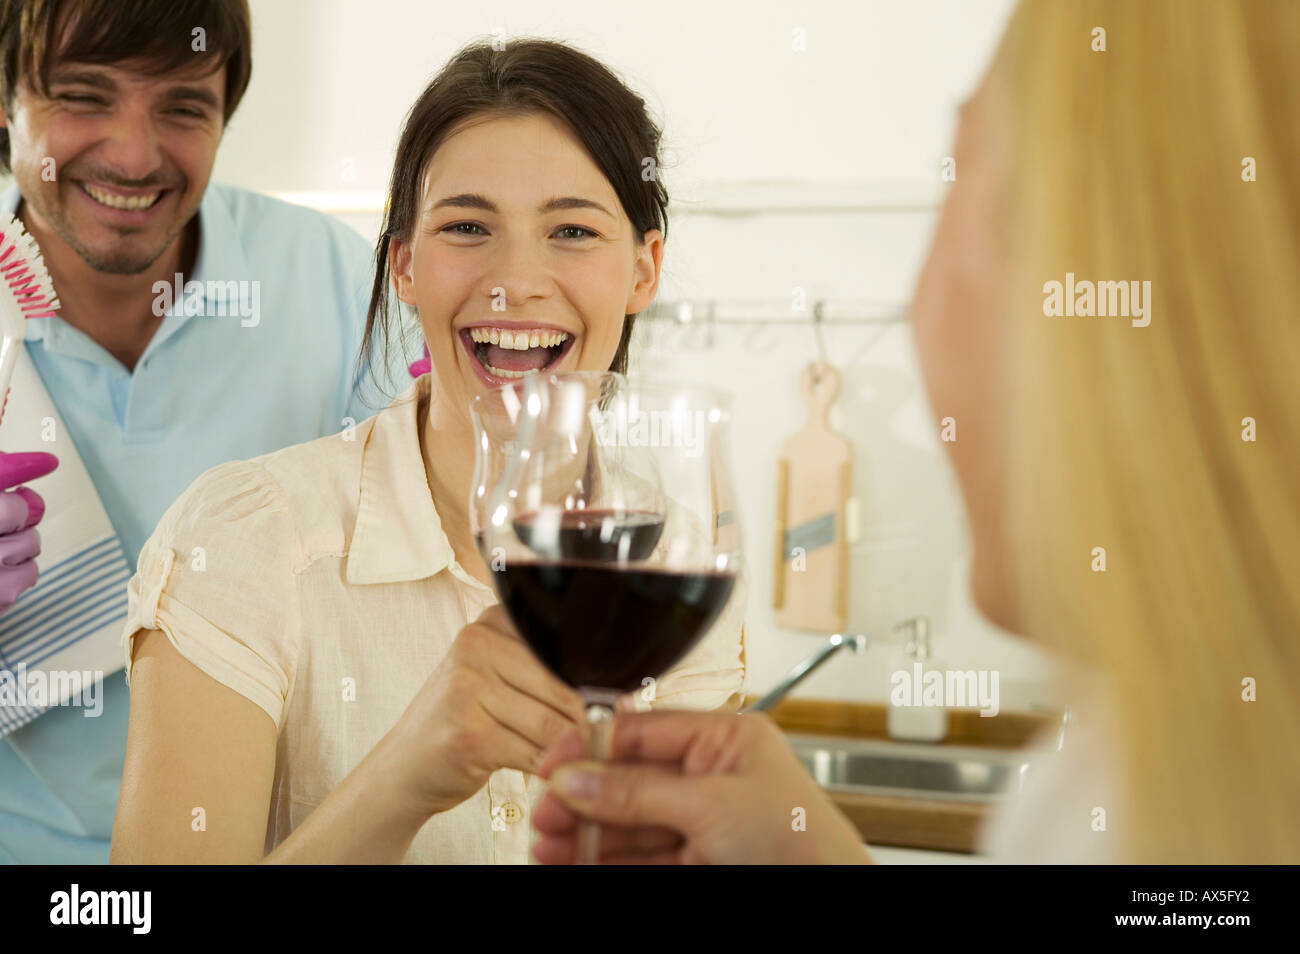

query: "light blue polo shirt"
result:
(0, 182), (410, 863)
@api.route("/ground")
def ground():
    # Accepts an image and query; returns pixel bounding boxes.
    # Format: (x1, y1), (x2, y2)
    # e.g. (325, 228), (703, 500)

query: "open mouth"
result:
(459, 325), (576, 386)
(74, 180), (169, 213)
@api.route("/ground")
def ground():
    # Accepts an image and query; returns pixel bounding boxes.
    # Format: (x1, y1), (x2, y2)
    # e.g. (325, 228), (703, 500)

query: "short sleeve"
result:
(647, 566), (748, 712)
(119, 460), (301, 730)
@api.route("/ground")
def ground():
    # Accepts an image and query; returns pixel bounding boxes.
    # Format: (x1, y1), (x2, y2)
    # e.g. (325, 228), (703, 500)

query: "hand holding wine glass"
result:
(530, 710), (872, 865)
(382, 603), (584, 819)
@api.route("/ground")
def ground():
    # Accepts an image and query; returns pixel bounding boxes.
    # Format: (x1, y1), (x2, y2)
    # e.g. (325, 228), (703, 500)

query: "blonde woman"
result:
(110, 40), (746, 864)
(531, 0), (1300, 865)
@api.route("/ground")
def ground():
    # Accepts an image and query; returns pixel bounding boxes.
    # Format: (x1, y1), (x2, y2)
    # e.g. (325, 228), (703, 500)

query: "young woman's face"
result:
(391, 111), (663, 412)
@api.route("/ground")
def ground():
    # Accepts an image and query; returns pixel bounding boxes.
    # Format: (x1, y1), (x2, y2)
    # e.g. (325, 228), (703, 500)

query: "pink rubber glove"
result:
(0, 451), (59, 613)
(409, 344), (431, 378)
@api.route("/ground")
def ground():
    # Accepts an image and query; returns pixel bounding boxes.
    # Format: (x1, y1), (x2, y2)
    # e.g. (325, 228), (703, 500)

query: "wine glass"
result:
(471, 371), (743, 864)
(469, 370), (631, 554)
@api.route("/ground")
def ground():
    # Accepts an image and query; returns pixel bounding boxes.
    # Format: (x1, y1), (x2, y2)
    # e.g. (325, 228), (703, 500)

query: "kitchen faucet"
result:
(745, 631), (869, 712)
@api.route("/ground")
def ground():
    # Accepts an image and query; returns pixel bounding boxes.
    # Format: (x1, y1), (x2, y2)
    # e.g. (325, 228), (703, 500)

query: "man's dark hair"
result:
(0, 0), (253, 174)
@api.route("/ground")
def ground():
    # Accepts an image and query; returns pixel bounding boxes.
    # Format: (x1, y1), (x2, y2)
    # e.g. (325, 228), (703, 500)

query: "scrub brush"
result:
(0, 215), (60, 425)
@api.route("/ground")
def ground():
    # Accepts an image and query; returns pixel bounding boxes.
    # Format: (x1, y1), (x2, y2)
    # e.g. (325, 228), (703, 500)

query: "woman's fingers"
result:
(472, 605), (584, 719)
(533, 841), (685, 866)
(476, 704), (553, 776)
(460, 613), (582, 770)
(532, 819), (683, 865)
(494, 641), (584, 723)
(546, 759), (705, 836)
(480, 679), (580, 754)
(396, 607), (584, 812)
(535, 727), (585, 778)
(590, 849), (685, 865)
(533, 788), (680, 842)
(536, 710), (743, 779)
(604, 709), (738, 762)
(532, 788), (581, 833)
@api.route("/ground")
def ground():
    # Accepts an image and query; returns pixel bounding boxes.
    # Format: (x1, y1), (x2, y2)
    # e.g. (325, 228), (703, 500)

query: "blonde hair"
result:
(994, 0), (1300, 862)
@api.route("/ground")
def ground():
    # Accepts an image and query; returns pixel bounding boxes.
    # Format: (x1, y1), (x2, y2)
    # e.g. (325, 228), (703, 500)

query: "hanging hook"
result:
(811, 300), (830, 384)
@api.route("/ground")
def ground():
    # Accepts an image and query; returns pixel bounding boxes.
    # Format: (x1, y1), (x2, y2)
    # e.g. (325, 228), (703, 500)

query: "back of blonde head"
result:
(992, 0), (1300, 862)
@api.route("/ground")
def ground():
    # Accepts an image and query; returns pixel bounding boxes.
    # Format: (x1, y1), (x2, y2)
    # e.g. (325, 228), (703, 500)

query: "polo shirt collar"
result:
(137, 184), (256, 330)
(346, 374), (469, 586)
(1, 182), (253, 346)
(186, 183), (252, 304)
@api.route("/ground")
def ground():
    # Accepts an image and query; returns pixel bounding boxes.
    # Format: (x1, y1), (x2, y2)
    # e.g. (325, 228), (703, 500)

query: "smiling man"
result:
(0, 0), (401, 863)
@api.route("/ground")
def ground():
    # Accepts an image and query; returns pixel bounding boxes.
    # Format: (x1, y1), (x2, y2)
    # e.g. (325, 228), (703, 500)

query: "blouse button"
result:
(499, 802), (523, 825)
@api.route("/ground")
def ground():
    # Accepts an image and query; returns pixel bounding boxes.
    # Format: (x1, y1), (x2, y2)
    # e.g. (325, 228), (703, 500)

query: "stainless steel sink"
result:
(787, 733), (1032, 803)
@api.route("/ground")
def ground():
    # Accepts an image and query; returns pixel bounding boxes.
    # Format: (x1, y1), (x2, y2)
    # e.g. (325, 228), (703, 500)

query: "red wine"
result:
(510, 509), (664, 562)
(493, 562), (736, 691)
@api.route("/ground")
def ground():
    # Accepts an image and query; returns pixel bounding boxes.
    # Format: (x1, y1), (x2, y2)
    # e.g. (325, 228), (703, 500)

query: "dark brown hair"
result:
(361, 38), (669, 396)
(0, 0), (253, 174)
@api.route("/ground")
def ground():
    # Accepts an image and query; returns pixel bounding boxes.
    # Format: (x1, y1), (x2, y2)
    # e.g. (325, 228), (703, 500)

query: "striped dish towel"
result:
(0, 348), (130, 736)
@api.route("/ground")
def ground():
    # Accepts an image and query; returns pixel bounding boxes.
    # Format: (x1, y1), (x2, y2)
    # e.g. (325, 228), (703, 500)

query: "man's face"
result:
(0, 60), (225, 275)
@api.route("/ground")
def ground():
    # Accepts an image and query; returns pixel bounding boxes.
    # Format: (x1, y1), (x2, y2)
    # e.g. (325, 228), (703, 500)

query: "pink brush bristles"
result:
(0, 217), (60, 428)
(0, 219), (60, 320)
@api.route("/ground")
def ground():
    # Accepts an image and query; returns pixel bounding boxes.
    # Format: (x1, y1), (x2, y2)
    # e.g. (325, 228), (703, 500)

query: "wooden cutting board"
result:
(772, 361), (853, 632)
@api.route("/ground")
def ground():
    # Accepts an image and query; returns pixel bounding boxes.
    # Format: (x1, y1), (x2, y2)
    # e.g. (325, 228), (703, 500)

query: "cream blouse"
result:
(119, 375), (748, 864)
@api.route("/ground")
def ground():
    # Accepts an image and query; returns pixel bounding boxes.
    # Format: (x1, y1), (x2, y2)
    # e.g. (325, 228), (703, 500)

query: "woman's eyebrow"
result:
(539, 196), (614, 217)
(428, 194), (615, 217)
(431, 193), (497, 212)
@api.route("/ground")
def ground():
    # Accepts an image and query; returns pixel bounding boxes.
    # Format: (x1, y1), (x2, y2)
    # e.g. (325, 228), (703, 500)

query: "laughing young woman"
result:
(109, 40), (747, 864)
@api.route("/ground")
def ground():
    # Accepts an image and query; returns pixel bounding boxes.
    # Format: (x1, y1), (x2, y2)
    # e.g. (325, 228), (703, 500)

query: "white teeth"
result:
(470, 327), (572, 379)
(467, 327), (571, 350)
(81, 183), (163, 211)
(484, 365), (541, 379)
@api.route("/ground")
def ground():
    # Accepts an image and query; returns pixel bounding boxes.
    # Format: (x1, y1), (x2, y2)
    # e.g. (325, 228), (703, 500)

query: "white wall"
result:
(220, 0), (1016, 194)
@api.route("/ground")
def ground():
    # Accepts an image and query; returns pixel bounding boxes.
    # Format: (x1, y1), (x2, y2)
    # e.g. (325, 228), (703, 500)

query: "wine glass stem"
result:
(576, 699), (615, 865)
